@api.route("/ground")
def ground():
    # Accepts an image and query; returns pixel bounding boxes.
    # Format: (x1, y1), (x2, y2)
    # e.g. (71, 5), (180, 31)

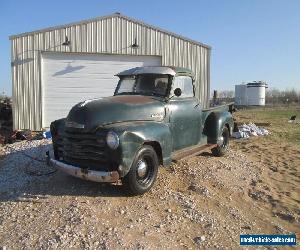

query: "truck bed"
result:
(202, 102), (235, 113)
(202, 102), (235, 122)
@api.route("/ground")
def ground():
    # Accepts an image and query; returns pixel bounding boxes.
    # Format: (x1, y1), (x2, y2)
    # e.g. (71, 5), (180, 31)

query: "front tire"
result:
(211, 126), (230, 157)
(122, 145), (159, 195)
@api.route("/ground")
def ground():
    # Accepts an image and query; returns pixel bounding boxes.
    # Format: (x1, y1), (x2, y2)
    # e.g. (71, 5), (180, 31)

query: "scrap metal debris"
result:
(0, 97), (13, 145)
(0, 98), (45, 144)
(15, 130), (33, 140)
(232, 123), (269, 139)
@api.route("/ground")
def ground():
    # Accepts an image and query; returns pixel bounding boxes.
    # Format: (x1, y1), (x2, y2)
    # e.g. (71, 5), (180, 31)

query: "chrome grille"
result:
(56, 129), (110, 170)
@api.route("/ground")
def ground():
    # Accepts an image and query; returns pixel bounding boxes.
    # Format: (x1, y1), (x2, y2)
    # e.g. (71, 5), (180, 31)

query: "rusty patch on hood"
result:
(111, 95), (156, 104)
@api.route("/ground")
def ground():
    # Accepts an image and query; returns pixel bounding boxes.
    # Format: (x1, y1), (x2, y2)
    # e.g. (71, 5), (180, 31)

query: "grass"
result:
(234, 105), (300, 146)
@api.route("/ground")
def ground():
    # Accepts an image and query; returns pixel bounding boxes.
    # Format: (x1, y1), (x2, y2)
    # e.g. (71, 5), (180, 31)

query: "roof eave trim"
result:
(9, 14), (119, 40)
(9, 13), (211, 49)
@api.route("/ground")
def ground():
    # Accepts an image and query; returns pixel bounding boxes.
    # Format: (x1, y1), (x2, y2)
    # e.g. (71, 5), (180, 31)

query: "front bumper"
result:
(48, 158), (120, 183)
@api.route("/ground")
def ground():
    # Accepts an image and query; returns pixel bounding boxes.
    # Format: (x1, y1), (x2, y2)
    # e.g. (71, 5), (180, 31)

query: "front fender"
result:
(104, 121), (172, 177)
(203, 111), (233, 144)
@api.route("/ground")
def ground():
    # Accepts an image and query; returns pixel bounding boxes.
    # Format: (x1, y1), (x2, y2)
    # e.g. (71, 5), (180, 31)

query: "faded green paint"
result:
(66, 95), (166, 132)
(104, 121), (172, 176)
(167, 97), (202, 150)
(51, 67), (234, 179)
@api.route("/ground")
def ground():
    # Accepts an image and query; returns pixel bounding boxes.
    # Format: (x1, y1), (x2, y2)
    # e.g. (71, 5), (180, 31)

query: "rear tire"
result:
(211, 126), (230, 157)
(122, 145), (159, 195)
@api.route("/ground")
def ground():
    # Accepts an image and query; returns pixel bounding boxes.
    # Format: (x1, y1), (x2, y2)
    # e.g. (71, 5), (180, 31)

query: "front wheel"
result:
(211, 126), (230, 157)
(122, 145), (159, 195)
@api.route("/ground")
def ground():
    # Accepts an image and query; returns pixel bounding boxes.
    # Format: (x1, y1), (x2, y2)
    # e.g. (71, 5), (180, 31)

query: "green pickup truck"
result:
(49, 66), (234, 195)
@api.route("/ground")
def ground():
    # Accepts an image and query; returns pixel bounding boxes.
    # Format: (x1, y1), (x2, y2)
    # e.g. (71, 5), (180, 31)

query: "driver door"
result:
(168, 76), (202, 151)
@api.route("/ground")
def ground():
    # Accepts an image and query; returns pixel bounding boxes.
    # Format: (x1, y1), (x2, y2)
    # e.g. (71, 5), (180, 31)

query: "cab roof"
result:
(116, 66), (195, 78)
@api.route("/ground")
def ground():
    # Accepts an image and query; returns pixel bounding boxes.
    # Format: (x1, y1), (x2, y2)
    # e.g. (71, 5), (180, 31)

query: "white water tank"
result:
(246, 81), (268, 106)
(235, 84), (247, 105)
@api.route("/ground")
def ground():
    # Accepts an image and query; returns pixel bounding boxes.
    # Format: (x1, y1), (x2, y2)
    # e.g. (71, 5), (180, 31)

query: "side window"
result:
(172, 76), (194, 98)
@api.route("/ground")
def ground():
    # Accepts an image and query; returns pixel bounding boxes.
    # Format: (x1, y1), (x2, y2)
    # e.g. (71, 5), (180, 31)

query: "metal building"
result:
(235, 84), (247, 105)
(10, 13), (211, 130)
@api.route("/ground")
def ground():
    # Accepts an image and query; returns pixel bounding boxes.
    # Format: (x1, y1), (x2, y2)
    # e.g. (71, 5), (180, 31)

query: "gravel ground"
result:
(0, 139), (298, 249)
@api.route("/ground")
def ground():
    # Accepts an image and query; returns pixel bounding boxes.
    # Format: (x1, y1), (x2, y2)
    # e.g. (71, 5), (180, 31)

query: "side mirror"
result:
(174, 88), (182, 97)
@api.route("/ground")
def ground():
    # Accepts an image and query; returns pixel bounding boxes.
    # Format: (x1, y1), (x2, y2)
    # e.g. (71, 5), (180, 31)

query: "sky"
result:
(0, 0), (300, 96)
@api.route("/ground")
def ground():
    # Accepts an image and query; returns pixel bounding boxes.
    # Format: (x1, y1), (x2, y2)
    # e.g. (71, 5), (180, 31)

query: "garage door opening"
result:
(41, 52), (161, 128)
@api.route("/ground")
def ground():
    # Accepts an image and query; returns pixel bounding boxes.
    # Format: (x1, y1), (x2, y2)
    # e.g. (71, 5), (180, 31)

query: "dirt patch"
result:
(232, 137), (300, 230)
(0, 136), (298, 249)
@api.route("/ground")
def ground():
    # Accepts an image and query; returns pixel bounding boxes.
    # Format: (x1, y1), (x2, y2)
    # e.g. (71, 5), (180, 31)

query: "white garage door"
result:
(41, 52), (161, 128)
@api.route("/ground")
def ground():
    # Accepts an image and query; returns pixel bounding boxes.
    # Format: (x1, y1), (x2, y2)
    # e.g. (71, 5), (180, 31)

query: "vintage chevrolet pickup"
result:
(48, 66), (234, 195)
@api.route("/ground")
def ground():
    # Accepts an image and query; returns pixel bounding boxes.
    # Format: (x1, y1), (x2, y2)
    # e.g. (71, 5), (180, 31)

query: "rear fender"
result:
(203, 111), (233, 144)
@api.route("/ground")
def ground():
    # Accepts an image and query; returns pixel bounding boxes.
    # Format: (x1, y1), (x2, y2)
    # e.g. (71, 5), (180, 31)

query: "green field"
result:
(234, 106), (300, 146)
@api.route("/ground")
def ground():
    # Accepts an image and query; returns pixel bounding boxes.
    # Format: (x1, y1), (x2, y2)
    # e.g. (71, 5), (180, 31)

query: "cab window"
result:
(115, 74), (169, 97)
(171, 76), (194, 98)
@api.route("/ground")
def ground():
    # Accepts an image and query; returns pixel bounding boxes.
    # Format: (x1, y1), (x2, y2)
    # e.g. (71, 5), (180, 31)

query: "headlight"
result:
(106, 131), (119, 149)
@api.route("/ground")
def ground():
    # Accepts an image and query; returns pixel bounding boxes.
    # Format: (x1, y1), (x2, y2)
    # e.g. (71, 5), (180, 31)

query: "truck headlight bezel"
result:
(106, 131), (119, 149)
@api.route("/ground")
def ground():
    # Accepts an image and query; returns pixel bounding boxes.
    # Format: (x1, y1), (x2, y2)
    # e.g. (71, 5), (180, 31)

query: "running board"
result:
(171, 144), (217, 161)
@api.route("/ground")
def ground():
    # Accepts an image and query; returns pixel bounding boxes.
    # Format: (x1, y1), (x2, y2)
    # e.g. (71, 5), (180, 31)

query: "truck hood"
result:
(66, 95), (166, 131)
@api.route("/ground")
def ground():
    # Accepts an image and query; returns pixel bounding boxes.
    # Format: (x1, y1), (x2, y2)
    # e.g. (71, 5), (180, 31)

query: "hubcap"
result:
(217, 136), (224, 146)
(137, 159), (148, 178)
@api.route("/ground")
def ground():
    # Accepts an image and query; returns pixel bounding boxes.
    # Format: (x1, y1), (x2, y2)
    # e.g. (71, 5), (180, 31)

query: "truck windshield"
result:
(115, 74), (169, 97)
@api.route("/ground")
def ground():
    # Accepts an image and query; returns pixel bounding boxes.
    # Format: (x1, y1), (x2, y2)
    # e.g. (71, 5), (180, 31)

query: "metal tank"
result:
(246, 81), (268, 106)
(235, 84), (247, 105)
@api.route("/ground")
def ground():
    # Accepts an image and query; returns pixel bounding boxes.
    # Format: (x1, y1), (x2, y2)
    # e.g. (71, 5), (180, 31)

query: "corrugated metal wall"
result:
(10, 14), (210, 130)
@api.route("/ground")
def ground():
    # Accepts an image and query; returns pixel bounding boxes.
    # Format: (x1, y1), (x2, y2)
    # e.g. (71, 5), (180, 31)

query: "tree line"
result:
(212, 88), (300, 104)
(265, 88), (300, 103)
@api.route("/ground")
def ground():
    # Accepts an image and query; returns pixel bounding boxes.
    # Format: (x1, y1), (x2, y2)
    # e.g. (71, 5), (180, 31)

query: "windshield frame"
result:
(114, 74), (172, 98)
